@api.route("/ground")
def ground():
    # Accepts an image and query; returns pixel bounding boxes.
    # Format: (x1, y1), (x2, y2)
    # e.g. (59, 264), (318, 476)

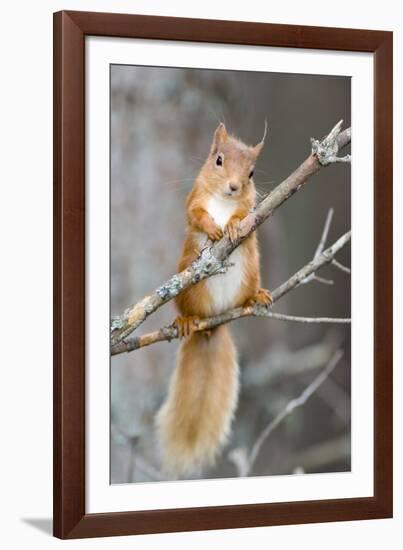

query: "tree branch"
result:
(228, 349), (344, 477)
(111, 121), (351, 346)
(311, 120), (351, 165)
(111, 231), (351, 355)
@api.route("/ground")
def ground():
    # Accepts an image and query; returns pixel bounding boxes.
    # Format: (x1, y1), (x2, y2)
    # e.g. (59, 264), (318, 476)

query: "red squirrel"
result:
(156, 123), (272, 476)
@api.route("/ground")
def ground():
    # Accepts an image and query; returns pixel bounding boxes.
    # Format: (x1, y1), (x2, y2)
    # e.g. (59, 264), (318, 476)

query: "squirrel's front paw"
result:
(245, 288), (273, 307)
(173, 316), (200, 338)
(224, 217), (241, 244)
(205, 222), (223, 241)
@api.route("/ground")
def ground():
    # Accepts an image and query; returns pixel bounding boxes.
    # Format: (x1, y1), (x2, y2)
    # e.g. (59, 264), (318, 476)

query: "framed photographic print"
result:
(53, 10), (393, 539)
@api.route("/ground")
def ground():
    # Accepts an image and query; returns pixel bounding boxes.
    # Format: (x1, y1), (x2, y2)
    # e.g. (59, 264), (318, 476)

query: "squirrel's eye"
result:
(216, 155), (223, 166)
(249, 169), (254, 179)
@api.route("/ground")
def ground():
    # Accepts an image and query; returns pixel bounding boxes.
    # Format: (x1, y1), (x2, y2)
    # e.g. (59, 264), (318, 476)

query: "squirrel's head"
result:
(203, 122), (267, 199)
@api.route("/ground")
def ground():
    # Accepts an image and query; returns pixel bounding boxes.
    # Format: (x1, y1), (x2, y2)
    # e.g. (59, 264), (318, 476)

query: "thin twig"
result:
(311, 275), (334, 285)
(265, 312), (350, 324)
(231, 349), (344, 477)
(314, 208), (334, 260)
(302, 208), (335, 285)
(332, 259), (351, 274)
(269, 231), (350, 302)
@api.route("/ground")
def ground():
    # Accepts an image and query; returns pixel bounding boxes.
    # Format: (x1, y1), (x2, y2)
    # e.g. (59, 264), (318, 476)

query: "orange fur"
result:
(156, 326), (238, 475)
(156, 123), (269, 475)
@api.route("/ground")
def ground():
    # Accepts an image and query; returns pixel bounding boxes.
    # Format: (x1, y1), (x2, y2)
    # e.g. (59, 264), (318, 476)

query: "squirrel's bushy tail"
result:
(156, 325), (239, 476)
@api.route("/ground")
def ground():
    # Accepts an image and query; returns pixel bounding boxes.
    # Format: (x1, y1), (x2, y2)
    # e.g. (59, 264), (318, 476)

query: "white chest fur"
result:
(207, 195), (237, 230)
(205, 195), (245, 314)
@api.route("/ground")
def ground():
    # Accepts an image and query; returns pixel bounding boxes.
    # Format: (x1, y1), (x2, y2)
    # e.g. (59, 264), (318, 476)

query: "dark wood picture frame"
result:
(53, 10), (393, 539)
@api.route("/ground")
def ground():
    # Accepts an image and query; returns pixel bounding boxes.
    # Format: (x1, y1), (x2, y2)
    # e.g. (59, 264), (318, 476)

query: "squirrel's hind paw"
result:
(245, 288), (273, 307)
(173, 316), (200, 338)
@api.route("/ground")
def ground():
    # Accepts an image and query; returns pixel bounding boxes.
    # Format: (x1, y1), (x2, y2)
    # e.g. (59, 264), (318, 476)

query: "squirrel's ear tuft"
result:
(251, 120), (268, 158)
(211, 122), (228, 154)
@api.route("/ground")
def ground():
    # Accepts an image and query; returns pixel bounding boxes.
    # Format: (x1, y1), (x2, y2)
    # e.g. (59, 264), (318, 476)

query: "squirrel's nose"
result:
(229, 183), (239, 192)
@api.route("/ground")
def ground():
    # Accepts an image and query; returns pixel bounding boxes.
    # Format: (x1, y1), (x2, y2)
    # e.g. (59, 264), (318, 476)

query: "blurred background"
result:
(110, 64), (351, 484)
